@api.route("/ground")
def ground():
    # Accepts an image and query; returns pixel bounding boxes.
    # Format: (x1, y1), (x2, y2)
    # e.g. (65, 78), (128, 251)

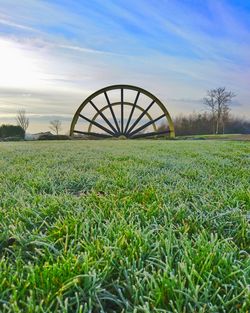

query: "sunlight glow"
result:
(0, 38), (46, 89)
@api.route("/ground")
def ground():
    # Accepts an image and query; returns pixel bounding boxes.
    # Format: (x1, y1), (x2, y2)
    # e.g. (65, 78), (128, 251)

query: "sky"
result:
(0, 0), (250, 133)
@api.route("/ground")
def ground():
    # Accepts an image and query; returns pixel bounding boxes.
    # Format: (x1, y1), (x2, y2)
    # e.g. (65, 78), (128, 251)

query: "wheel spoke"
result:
(89, 100), (118, 134)
(89, 102), (157, 133)
(124, 91), (140, 134)
(131, 129), (170, 139)
(79, 114), (116, 136)
(73, 130), (112, 138)
(126, 100), (155, 134)
(129, 114), (166, 137)
(121, 88), (124, 133)
(104, 91), (121, 133)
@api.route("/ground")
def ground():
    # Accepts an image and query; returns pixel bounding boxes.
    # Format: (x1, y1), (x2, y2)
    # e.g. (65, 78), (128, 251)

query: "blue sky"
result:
(0, 0), (250, 132)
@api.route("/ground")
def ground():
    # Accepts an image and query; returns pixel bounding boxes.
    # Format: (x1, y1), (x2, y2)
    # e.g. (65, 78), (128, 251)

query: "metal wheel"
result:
(70, 84), (175, 139)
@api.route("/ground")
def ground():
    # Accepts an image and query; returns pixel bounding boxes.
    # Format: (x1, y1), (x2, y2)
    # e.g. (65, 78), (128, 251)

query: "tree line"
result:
(163, 86), (250, 136)
(172, 113), (250, 136)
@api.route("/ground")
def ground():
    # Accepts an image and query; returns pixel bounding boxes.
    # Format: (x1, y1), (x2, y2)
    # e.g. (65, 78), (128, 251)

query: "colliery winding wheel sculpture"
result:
(70, 85), (175, 139)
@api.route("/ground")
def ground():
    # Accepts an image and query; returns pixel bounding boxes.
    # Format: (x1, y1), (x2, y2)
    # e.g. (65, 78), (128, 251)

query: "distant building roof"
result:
(33, 131), (53, 136)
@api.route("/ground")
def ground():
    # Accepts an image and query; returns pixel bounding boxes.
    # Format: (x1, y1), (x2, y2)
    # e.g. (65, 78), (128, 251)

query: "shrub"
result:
(0, 124), (25, 139)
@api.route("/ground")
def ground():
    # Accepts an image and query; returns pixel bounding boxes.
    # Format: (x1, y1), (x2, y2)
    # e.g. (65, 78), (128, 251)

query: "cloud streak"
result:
(0, 18), (36, 32)
(0, 0), (250, 132)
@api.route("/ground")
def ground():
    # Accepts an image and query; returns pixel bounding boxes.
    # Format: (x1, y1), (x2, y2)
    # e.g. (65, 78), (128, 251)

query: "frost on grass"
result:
(0, 140), (249, 312)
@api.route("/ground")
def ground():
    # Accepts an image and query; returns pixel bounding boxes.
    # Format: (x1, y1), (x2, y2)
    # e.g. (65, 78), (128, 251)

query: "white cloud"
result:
(0, 0), (249, 133)
(0, 18), (36, 32)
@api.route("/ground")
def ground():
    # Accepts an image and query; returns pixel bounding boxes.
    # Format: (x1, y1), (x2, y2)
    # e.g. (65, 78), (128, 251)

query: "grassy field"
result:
(176, 134), (250, 141)
(0, 140), (249, 313)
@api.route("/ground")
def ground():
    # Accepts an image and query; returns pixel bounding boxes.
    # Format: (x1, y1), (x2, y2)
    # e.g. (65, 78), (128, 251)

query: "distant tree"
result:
(166, 112), (250, 136)
(203, 91), (216, 134)
(204, 87), (235, 134)
(172, 112), (213, 136)
(0, 124), (25, 139)
(49, 119), (62, 135)
(157, 122), (169, 132)
(221, 103), (230, 134)
(16, 110), (29, 135)
(226, 116), (250, 134)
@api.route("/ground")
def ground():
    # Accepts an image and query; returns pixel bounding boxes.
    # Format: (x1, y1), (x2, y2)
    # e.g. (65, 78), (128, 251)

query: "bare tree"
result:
(221, 103), (230, 134)
(16, 110), (29, 135)
(49, 119), (62, 135)
(204, 87), (235, 134)
(203, 91), (216, 134)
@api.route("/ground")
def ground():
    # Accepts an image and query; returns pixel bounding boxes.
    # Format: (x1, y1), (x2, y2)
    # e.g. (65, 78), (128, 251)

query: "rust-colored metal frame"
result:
(70, 84), (175, 139)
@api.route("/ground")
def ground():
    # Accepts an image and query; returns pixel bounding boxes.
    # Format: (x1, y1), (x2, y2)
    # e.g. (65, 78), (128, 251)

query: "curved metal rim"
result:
(70, 84), (175, 138)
